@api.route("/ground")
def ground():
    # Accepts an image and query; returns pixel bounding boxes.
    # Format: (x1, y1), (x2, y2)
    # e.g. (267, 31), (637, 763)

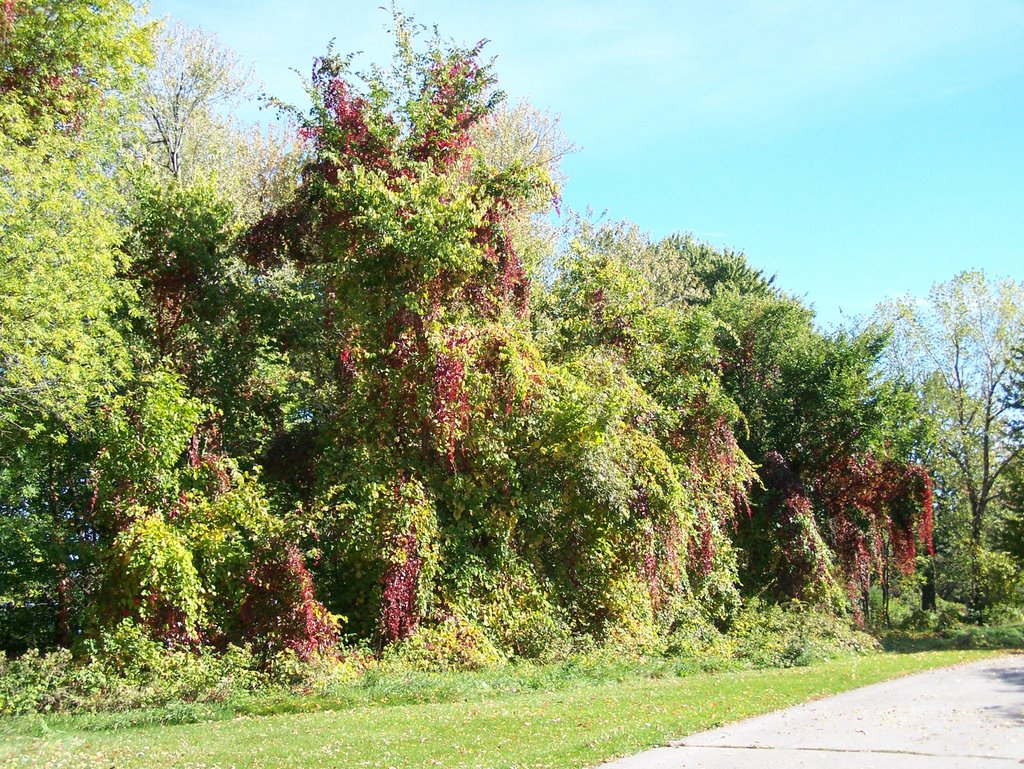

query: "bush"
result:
(382, 618), (507, 672)
(459, 573), (576, 662)
(263, 647), (368, 691)
(0, 621), (267, 716)
(897, 596), (967, 633)
(495, 608), (574, 662)
(0, 604), (895, 718)
(664, 605), (736, 660)
(950, 624), (1024, 649)
(730, 600), (878, 667)
(0, 648), (97, 715)
(977, 550), (1024, 621)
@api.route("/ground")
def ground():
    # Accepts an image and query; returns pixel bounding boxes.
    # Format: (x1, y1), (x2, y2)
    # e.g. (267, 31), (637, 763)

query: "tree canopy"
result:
(3, 6), (1013, 664)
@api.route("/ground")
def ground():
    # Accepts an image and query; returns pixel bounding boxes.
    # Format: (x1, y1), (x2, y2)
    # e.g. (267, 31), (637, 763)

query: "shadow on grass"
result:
(881, 624), (1024, 654)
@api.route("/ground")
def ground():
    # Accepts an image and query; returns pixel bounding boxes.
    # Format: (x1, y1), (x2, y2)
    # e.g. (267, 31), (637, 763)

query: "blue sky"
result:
(152, 1), (1024, 327)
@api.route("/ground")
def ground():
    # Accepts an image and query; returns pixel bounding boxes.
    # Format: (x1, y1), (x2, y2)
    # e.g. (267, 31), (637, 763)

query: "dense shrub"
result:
(0, 622), (264, 716)
(729, 601), (878, 667)
(0, 605), (892, 717)
(382, 618), (507, 672)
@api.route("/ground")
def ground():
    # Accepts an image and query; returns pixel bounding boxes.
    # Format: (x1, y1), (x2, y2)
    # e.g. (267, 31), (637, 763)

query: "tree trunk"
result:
(968, 498), (985, 618)
(921, 555), (937, 611)
(882, 551), (891, 628)
(48, 445), (70, 647)
(55, 574), (71, 648)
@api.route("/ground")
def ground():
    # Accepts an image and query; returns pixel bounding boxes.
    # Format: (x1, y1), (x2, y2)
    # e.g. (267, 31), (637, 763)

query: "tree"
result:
(880, 271), (1024, 614)
(0, 0), (148, 647)
(137, 19), (299, 223)
(470, 100), (574, 287)
(992, 347), (1024, 597)
(711, 284), (931, 623)
(243, 20), (557, 643)
(602, 226), (932, 622)
(241, 18), (765, 650)
(0, 0), (147, 429)
(641, 232), (774, 309)
(541, 220), (756, 624)
(139, 19), (252, 179)
(129, 22), (308, 476)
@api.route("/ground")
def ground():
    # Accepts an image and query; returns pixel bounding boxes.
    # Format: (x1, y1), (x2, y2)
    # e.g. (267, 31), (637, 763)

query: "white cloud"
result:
(153, 0), (1024, 140)
(409, 0), (1024, 140)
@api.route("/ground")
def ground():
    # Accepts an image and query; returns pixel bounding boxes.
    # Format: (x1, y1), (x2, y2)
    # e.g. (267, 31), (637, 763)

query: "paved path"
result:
(602, 655), (1024, 768)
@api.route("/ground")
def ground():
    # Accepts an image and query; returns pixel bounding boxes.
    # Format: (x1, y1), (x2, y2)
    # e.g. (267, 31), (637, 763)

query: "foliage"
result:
(239, 544), (340, 662)
(0, 0), (146, 141)
(0, 0), (146, 428)
(882, 620), (1024, 653)
(0, 0), (151, 654)
(705, 283), (934, 622)
(879, 271), (1024, 613)
(0, 627), (266, 717)
(997, 353), (1024, 580)
(137, 18), (299, 223)
(538, 220), (755, 624)
(544, 220), (933, 626)
(0, 602), (887, 719)
(382, 617), (506, 672)
(125, 174), (236, 365)
(727, 599), (878, 667)
(0, 4), (967, 686)
(237, 17), (761, 652)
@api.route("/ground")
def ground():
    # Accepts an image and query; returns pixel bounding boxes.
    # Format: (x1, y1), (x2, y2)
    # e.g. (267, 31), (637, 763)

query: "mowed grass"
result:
(0, 650), (996, 769)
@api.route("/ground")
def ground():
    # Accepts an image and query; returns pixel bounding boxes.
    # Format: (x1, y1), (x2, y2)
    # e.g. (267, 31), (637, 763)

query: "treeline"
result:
(0, 2), (1019, 664)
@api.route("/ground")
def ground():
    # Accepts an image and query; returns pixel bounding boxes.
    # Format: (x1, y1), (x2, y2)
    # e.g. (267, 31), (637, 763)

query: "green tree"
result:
(470, 100), (574, 285)
(243, 21), (556, 643)
(689, 248), (930, 623)
(541, 221), (756, 625)
(0, 0), (148, 647)
(880, 271), (1024, 614)
(572, 223), (931, 623)
(991, 347), (1024, 602)
(137, 18), (299, 224)
(0, 0), (148, 429)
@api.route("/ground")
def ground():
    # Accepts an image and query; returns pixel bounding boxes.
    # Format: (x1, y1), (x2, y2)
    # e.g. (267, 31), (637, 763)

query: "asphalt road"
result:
(602, 654), (1024, 768)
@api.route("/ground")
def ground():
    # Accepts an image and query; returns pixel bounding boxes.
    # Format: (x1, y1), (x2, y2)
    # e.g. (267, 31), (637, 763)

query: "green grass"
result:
(0, 649), (999, 769)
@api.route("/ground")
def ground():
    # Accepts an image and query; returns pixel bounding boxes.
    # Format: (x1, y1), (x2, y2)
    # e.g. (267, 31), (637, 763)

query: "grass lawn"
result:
(0, 649), (998, 769)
